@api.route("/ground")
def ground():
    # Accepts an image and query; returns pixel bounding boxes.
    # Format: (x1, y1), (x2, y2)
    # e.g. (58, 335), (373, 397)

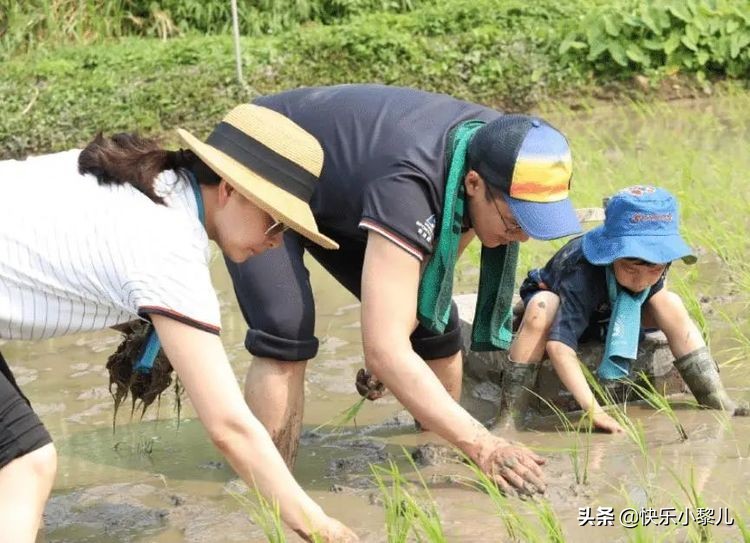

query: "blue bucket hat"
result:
(582, 186), (697, 265)
(467, 115), (581, 241)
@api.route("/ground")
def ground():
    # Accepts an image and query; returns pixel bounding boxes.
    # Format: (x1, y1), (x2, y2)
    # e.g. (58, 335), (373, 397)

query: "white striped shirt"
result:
(0, 150), (221, 340)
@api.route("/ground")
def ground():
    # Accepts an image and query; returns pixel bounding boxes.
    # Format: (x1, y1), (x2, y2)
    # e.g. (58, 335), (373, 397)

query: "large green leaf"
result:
(587, 35), (609, 60)
(664, 31), (682, 54)
(640, 6), (660, 34)
(730, 32), (750, 59)
(608, 40), (628, 66)
(626, 43), (650, 66)
(602, 14), (621, 37)
(668, 1), (693, 22)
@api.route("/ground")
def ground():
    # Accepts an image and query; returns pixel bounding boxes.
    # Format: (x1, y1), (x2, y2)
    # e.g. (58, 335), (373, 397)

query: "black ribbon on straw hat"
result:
(207, 122), (316, 202)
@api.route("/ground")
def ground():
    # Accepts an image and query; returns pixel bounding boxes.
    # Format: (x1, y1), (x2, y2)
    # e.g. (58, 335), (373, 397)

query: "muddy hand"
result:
(592, 411), (624, 434)
(474, 436), (546, 497)
(355, 368), (386, 401)
(304, 517), (359, 543)
(732, 399), (750, 416)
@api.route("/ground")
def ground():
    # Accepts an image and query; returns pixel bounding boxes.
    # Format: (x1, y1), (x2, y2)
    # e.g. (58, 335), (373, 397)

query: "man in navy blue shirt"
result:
(228, 84), (582, 494)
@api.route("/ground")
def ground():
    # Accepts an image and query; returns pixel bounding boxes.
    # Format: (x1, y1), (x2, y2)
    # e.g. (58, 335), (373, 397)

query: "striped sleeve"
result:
(359, 172), (439, 261)
(122, 216), (221, 335)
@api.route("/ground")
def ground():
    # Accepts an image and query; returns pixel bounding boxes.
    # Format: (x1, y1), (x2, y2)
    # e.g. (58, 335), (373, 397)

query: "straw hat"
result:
(177, 104), (338, 249)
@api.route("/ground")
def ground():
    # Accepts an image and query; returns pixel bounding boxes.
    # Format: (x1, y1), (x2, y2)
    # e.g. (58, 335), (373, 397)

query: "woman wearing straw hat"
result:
(225, 84), (583, 496)
(0, 105), (356, 542)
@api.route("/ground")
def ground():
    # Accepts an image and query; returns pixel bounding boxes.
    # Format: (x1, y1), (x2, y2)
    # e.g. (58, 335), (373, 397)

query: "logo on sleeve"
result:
(416, 214), (436, 244)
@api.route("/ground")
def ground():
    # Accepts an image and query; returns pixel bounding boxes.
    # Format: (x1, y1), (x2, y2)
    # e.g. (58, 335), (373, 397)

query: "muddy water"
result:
(4, 95), (749, 542)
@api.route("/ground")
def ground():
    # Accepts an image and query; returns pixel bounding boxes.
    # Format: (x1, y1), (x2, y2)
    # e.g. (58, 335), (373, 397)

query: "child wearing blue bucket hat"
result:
(499, 185), (748, 433)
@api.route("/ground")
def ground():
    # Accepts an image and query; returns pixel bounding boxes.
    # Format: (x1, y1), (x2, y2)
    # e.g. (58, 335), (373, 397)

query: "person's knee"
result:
(250, 357), (308, 382)
(521, 292), (560, 335)
(646, 290), (689, 325)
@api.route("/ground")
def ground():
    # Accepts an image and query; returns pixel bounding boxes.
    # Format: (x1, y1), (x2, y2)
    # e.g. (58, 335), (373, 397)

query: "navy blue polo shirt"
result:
(520, 237), (665, 350)
(253, 84), (501, 261)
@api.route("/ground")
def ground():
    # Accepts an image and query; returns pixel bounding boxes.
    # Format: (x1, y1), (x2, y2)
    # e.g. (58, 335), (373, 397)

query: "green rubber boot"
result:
(496, 359), (540, 430)
(673, 347), (749, 416)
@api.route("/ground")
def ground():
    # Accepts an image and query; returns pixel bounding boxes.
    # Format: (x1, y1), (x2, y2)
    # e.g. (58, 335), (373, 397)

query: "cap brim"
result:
(582, 226), (697, 265)
(176, 128), (338, 250)
(505, 196), (582, 240)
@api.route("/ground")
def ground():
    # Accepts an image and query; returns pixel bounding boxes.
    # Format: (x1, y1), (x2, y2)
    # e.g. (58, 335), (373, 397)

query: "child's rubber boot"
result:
(496, 360), (540, 430)
(673, 347), (749, 416)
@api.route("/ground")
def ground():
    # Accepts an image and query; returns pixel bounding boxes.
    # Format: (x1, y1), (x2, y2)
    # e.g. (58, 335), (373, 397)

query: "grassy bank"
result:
(2, 0), (748, 158)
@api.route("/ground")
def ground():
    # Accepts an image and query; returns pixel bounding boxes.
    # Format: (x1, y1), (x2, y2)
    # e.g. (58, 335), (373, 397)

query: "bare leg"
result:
(412, 352), (464, 431)
(499, 291), (560, 429)
(244, 357), (307, 468)
(642, 289), (703, 358)
(645, 289), (747, 415)
(510, 291), (561, 363)
(426, 351), (463, 402)
(0, 443), (57, 543)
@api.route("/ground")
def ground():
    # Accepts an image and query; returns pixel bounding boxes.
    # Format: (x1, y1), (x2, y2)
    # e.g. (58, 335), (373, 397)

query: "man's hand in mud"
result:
(592, 411), (625, 434)
(472, 436), (546, 497)
(303, 517), (359, 543)
(731, 399), (750, 416)
(355, 368), (386, 401)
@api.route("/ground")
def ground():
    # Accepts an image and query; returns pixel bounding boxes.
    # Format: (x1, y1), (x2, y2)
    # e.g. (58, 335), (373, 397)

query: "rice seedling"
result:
(311, 397), (366, 435)
(230, 481), (286, 543)
(530, 389), (593, 486)
(736, 502), (750, 542)
(460, 455), (535, 542)
(371, 454), (447, 543)
(667, 466), (712, 543)
(402, 452), (447, 542)
(580, 363), (649, 459)
(628, 372), (688, 442)
(615, 482), (679, 543)
(528, 499), (565, 543)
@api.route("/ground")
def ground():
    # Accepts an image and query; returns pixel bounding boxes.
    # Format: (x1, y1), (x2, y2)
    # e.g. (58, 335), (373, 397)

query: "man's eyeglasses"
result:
(264, 219), (289, 238)
(485, 183), (523, 233)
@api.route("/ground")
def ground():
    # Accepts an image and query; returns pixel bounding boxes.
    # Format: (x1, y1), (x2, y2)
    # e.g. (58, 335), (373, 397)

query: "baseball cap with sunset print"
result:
(467, 115), (581, 240)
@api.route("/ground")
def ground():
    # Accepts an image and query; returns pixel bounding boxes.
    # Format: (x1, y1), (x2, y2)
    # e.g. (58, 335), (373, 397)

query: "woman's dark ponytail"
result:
(78, 133), (216, 204)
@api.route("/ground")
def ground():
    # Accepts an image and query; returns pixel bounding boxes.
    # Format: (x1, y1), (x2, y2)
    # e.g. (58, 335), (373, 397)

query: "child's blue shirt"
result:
(519, 237), (666, 350)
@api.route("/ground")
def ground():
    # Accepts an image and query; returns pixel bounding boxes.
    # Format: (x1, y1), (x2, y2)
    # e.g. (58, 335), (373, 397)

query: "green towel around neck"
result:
(417, 120), (519, 352)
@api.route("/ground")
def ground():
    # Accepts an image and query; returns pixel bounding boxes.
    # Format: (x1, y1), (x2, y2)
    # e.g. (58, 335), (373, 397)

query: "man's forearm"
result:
(366, 345), (489, 454)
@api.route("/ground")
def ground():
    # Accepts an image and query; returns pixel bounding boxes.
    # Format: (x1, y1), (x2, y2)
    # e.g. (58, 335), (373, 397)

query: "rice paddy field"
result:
(3, 91), (750, 542)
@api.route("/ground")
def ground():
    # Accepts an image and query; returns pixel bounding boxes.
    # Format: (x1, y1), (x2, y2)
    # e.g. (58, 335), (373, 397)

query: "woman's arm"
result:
(546, 340), (623, 433)
(149, 314), (357, 542)
(361, 231), (546, 495)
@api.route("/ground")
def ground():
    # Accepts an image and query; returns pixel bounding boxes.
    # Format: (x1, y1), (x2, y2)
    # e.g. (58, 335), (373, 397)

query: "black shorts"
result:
(225, 231), (462, 362)
(0, 351), (53, 470)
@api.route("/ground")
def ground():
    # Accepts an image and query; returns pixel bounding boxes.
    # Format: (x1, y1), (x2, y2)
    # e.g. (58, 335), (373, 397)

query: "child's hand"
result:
(592, 411), (624, 434)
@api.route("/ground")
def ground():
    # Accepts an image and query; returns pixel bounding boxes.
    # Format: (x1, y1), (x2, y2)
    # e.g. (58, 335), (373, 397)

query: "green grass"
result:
(3, 0), (750, 158)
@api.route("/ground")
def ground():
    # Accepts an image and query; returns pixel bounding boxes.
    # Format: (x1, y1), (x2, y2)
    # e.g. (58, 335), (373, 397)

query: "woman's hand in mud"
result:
(303, 517), (359, 542)
(355, 368), (386, 401)
(472, 436), (546, 497)
(592, 411), (624, 434)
